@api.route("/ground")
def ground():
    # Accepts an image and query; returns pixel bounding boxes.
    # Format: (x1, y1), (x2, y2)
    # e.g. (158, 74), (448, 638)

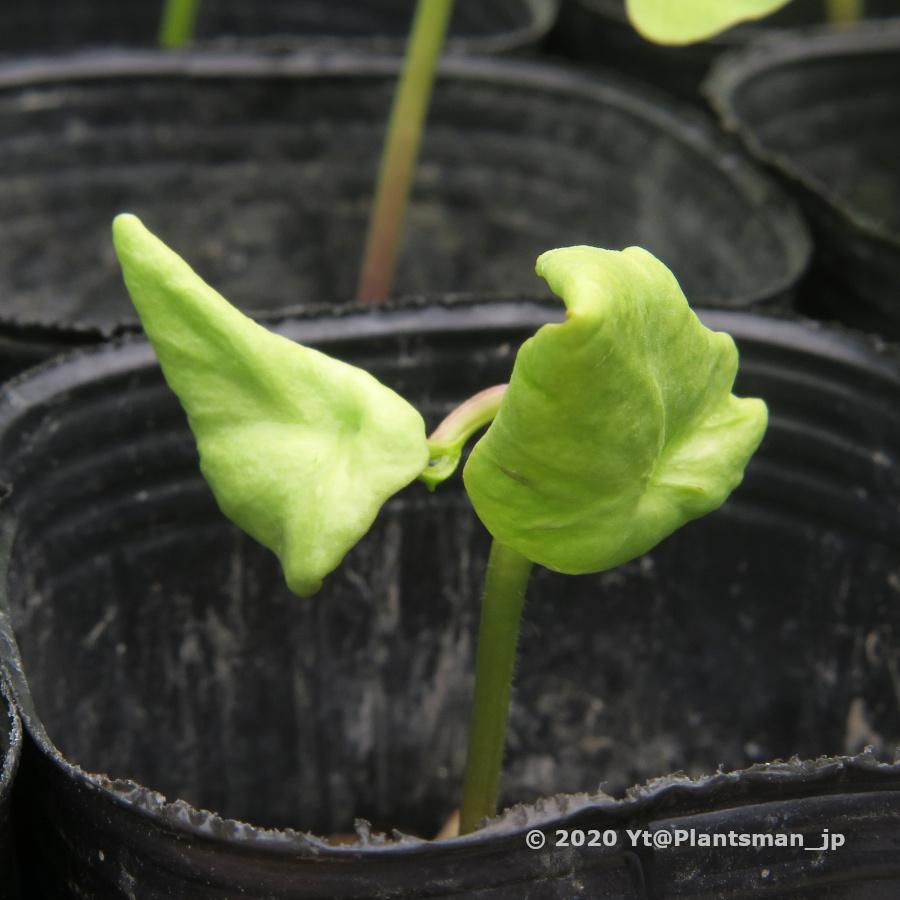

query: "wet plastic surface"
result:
(0, 675), (21, 899)
(0, 52), (810, 378)
(707, 24), (900, 340)
(549, 0), (900, 103)
(0, 0), (559, 57)
(0, 299), (898, 896)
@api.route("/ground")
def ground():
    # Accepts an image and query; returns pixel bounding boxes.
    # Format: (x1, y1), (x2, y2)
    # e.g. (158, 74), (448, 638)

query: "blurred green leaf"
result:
(626, 0), (792, 44)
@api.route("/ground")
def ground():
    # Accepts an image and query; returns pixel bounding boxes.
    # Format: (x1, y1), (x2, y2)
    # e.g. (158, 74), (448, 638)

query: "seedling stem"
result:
(159, 0), (200, 48)
(459, 540), (533, 834)
(826, 0), (864, 23)
(422, 384), (507, 488)
(356, 0), (455, 303)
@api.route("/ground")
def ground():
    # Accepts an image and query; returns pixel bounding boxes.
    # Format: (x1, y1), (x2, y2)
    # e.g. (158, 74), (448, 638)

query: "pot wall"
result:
(0, 52), (810, 377)
(0, 300), (898, 896)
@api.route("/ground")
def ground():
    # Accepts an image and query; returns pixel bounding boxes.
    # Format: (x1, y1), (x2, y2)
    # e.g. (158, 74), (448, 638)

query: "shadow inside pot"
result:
(0, 300), (898, 844)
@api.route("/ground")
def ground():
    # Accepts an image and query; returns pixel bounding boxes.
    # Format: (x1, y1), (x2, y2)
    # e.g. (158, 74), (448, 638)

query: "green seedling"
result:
(157, 0), (451, 298)
(159, 0), (200, 49)
(359, 0), (799, 305)
(627, 0), (792, 43)
(112, 214), (768, 836)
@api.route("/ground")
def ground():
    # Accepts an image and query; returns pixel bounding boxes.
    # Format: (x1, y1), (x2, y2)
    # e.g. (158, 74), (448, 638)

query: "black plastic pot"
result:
(0, 299), (898, 897)
(550, 0), (900, 103)
(707, 25), (900, 341)
(0, 0), (559, 57)
(0, 52), (810, 380)
(0, 673), (22, 899)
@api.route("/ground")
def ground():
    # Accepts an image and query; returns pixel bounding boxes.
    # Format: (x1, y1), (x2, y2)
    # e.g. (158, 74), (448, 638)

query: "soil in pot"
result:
(0, 673), (22, 899)
(0, 0), (559, 57)
(707, 23), (900, 340)
(0, 299), (898, 897)
(549, 0), (900, 104)
(0, 51), (810, 379)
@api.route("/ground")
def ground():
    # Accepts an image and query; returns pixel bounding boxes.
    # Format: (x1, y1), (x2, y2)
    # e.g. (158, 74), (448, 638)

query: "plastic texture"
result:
(0, 299), (898, 897)
(707, 22), (900, 340)
(550, 0), (899, 102)
(0, 52), (810, 379)
(0, 0), (559, 57)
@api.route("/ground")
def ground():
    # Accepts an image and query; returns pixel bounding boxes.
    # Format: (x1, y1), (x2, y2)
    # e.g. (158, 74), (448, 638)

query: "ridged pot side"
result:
(0, 52), (809, 378)
(0, 300), (898, 897)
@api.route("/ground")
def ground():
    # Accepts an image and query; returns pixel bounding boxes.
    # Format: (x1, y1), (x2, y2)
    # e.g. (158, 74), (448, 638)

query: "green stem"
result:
(459, 540), (533, 834)
(826, 0), (863, 23)
(420, 384), (507, 489)
(159, 0), (201, 49)
(356, 0), (455, 304)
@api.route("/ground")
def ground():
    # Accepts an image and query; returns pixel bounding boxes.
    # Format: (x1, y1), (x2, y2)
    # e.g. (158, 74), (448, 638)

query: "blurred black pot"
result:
(0, 299), (898, 897)
(549, 0), (899, 103)
(0, 0), (559, 57)
(0, 52), (810, 379)
(707, 23), (900, 340)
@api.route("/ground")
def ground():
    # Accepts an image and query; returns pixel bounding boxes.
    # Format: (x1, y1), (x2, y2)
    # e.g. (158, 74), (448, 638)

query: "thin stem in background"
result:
(459, 540), (533, 834)
(825, 0), (864, 23)
(159, 0), (201, 49)
(356, 0), (455, 304)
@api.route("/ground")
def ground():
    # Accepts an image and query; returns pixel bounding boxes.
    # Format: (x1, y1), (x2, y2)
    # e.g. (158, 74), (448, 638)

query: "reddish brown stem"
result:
(356, 0), (454, 304)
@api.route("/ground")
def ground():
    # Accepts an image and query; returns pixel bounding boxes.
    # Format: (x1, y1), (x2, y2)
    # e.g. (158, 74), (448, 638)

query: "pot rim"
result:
(2, 293), (897, 404)
(0, 48), (812, 337)
(0, 0), (561, 58)
(0, 673), (21, 802)
(1, 296), (899, 858)
(705, 21), (900, 252)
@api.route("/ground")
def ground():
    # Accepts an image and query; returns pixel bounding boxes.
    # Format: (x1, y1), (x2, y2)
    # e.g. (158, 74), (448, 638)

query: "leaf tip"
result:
(111, 212), (175, 297)
(286, 571), (324, 599)
(111, 212), (147, 257)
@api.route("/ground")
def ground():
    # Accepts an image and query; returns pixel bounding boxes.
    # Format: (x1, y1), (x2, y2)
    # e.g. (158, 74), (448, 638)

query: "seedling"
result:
(112, 214), (767, 835)
(359, 0), (799, 302)
(127, 0), (785, 838)
(162, 0), (796, 303)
